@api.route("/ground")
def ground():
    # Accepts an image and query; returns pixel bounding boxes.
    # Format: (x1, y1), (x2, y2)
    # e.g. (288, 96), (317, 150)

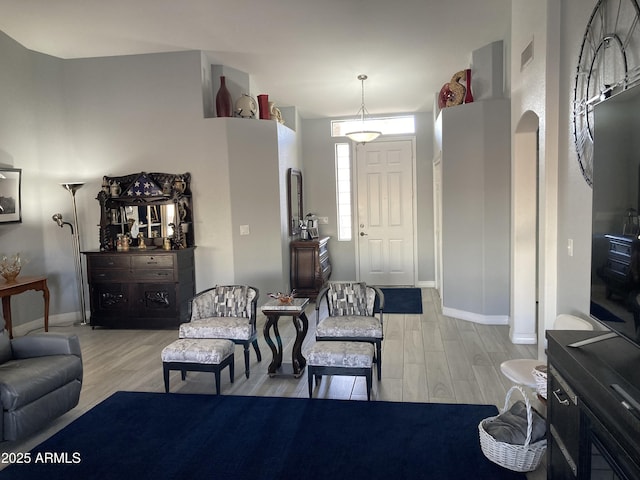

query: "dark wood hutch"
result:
(290, 236), (331, 300)
(83, 172), (195, 328)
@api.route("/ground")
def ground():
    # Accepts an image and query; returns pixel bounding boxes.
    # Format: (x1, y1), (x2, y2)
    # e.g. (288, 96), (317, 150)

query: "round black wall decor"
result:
(573, 0), (640, 186)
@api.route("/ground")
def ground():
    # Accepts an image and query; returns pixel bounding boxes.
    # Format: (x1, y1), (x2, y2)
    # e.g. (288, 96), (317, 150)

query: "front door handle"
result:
(360, 232), (368, 236)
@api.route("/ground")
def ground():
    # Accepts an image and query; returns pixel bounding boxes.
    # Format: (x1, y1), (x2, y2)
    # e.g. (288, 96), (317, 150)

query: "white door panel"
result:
(357, 140), (414, 285)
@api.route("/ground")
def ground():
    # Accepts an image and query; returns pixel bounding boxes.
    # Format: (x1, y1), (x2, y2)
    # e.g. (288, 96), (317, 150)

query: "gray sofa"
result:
(0, 319), (82, 441)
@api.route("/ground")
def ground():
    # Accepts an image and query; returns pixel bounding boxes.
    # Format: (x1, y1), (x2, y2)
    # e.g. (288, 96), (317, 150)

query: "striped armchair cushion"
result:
(190, 285), (256, 320)
(327, 282), (369, 316)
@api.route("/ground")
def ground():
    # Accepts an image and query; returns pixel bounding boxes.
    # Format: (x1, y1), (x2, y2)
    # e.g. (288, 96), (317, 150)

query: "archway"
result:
(511, 111), (540, 343)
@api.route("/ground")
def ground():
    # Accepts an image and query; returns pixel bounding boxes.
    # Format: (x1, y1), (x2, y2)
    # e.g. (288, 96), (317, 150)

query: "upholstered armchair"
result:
(179, 285), (261, 378)
(0, 319), (83, 441)
(315, 281), (384, 380)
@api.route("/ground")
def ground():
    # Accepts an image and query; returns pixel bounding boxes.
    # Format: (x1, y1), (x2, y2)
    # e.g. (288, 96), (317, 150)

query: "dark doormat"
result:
(373, 287), (423, 314)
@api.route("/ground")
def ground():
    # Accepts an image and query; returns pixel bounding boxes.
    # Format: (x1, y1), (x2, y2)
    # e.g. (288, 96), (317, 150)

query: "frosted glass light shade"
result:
(345, 130), (381, 143)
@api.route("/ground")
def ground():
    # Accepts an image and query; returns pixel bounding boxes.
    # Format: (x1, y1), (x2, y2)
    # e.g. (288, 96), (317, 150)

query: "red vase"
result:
(215, 76), (232, 117)
(438, 84), (451, 109)
(464, 69), (474, 104)
(257, 94), (270, 120)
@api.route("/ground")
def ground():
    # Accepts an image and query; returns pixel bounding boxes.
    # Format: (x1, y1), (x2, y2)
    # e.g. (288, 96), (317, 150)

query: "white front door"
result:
(356, 139), (415, 285)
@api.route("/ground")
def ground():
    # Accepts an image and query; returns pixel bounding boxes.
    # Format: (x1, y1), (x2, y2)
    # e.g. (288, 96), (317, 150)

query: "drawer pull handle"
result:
(553, 388), (570, 406)
(146, 261), (158, 265)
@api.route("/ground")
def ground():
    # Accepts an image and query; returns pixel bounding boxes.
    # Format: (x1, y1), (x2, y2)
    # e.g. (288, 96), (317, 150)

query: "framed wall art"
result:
(0, 168), (22, 223)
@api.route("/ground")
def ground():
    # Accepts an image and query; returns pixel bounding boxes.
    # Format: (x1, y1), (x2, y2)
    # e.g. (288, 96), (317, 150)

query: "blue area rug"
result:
(2, 392), (525, 480)
(374, 287), (423, 314)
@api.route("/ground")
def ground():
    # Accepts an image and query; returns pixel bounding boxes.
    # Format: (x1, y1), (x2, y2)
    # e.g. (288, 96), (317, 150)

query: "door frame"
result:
(511, 112), (540, 345)
(353, 136), (418, 286)
(433, 152), (443, 302)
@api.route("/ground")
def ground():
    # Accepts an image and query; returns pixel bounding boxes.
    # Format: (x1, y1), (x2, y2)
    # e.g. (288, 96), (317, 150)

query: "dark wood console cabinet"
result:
(290, 236), (331, 300)
(84, 247), (195, 329)
(546, 330), (640, 479)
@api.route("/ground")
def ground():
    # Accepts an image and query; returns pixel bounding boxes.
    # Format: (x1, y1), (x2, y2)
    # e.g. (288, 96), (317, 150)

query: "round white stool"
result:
(499, 358), (543, 387)
(500, 314), (593, 387)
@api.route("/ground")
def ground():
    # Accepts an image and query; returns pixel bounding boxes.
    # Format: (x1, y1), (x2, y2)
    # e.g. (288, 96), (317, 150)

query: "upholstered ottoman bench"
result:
(307, 341), (374, 400)
(161, 338), (235, 395)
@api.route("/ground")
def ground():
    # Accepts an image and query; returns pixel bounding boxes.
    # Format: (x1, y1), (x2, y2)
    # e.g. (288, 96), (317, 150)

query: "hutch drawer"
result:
(131, 269), (176, 282)
(89, 255), (130, 269)
(89, 268), (132, 283)
(131, 254), (175, 269)
(547, 365), (580, 479)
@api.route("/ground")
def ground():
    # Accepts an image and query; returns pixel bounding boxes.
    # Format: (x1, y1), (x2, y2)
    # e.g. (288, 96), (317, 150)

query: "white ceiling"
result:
(0, 0), (511, 118)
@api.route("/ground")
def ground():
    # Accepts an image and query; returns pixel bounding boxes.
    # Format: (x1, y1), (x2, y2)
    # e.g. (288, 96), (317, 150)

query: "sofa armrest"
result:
(11, 333), (81, 359)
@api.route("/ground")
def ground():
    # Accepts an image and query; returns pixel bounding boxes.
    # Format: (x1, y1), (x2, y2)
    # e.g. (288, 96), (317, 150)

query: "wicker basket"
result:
(532, 365), (548, 399)
(478, 385), (547, 472)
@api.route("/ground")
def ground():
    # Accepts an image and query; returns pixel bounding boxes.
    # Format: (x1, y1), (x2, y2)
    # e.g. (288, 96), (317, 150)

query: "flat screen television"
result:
(590, 83), (640, 348)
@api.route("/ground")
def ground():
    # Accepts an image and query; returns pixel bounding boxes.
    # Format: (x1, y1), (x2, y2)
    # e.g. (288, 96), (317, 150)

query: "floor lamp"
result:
(52, 182), (88, 326)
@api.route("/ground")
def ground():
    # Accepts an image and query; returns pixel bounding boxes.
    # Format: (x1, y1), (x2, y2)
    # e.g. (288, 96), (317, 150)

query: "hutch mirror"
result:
(96, 172), (193, 251)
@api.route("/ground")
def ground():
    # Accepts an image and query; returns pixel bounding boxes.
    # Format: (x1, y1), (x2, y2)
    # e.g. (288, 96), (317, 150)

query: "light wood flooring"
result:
(0, 288), (546, 479)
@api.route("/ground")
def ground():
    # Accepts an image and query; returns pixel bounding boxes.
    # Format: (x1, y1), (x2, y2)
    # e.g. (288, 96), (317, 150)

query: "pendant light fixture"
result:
(345, 74), (381, 143)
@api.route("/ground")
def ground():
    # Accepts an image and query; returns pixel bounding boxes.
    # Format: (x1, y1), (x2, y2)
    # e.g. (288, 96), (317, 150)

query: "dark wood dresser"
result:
(84, 248), (195, 328)
(598, 235), (640, 299)
(290, 236), (331, 300)
(546, 330), (640, 479)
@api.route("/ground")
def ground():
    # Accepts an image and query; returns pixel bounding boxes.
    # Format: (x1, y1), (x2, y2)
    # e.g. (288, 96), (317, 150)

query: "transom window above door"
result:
(331, 116), (415, 137)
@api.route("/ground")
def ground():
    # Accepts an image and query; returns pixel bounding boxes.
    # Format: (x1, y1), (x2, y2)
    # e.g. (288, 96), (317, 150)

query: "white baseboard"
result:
(416, 280), (435, 288)
(442, 306), (509, 325)
(509, 330), (537, 344)
(11, 312), (86, 337)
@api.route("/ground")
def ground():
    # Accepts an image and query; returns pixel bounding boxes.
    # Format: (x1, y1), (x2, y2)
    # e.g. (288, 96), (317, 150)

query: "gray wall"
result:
(0, 32), (76, 325)
(0, 35), (298, 329)
(555, 0), (593, 318)
(437, 99), (510, 317)
(226, 118), (298, 294)
(554, 0), (624, 320)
